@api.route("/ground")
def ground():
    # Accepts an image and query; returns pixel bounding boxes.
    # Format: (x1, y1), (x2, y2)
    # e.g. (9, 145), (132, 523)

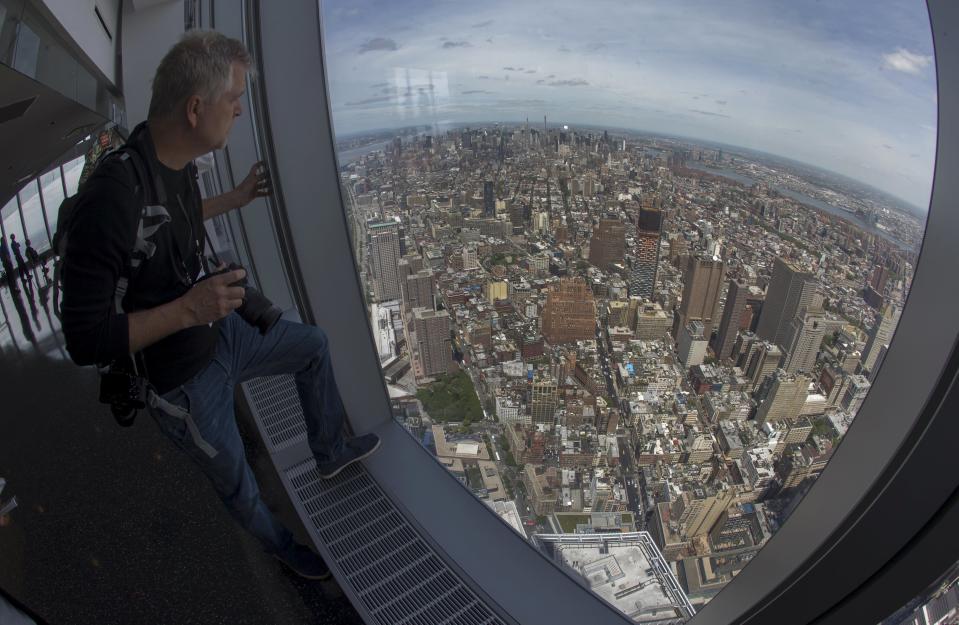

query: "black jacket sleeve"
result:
(61, 165), (140, 367)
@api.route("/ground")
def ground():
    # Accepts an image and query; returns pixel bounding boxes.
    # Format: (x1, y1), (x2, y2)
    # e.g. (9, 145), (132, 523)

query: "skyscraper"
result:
(715, 278), (748, 362)
(756, 258), (818, 347)
(412, 308), (452, 379)
(404, 269), (435, 311)
(483, 180), (495, 218)
(755, 370), (811, 426)
(588, 218), (626, 272)
(629, 205), (662, 299)
(369, 221), (401, 302)
(530, 373), (559, 425)
(542, 278), (597, 345)
(746, 342), (783, 390)
(861, 303), (900, 374)
(781, 308), (826, 375)
(675, 254), (725, 340)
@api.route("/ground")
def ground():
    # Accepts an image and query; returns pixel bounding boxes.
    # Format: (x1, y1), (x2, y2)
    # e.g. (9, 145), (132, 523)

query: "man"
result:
(9, 234), (28, 281)
(61, 31), (379, 581)
(24, 240), (40, 272)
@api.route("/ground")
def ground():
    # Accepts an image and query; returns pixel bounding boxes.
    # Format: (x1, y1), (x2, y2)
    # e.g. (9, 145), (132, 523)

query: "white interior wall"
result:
(119, 0), (184, 127)
(38, 0), (120, 84)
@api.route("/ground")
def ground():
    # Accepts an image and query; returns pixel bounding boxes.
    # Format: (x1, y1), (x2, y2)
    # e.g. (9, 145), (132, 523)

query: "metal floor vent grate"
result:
(285, 458), (508, 625)
(245, 375), (309, 452)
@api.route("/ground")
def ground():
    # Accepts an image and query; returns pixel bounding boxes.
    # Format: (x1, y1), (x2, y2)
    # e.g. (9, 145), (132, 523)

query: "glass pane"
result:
(18, 179), (49, 253)
(0, 0), (25, 66)
(39, 168), (65, 247)
(1, 196), (23, 242)
(62, 156), (84, 196)
(319, 0), (935, 620)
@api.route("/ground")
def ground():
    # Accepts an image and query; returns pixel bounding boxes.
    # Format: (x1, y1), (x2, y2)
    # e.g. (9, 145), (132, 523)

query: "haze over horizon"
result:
(322, 0), (937, 210)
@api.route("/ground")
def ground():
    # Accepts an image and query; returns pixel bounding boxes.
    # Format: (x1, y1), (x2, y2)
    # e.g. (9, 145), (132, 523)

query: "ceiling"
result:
(0, 62), (108, 207)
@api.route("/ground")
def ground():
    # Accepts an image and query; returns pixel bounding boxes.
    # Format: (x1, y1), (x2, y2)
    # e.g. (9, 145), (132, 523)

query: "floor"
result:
(0, 265), (364, 625)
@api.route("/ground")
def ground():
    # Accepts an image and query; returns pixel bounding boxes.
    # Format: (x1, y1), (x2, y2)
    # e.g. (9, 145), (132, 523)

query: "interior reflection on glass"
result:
(321, 0), (934, 620)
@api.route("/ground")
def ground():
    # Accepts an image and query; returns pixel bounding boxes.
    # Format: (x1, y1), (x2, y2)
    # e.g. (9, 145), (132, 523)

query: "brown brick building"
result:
(542, 278), (596, 345)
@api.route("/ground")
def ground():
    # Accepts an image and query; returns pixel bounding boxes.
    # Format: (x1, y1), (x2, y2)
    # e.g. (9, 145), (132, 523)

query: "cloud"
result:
(526, 69), (537, 73)
(587, 42), (607, 51)
(715, 99), (727, 105)
(472, 20), (493, 28)
(558, 45), (570, 53)
(358, 38), (398, 54)
(443, 40), (471, 48)
(689, 109), (731, 118)
(882, 144), (894, 149)
(548, 78), (589, 87)
(882, 48), (933, 74)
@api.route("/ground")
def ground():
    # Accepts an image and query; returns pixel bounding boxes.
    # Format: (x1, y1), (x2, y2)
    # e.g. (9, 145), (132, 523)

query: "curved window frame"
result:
(198, 1), (959, 624)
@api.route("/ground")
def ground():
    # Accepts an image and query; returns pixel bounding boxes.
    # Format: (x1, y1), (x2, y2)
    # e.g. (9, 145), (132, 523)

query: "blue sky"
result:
(321, 0), (937, 209)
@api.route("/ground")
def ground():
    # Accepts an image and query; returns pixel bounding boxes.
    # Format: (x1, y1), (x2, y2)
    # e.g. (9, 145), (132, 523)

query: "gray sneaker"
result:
(316, 433), (381, 479)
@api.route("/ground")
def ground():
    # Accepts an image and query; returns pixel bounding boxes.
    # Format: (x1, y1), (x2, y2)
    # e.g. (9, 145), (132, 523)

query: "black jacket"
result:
(61, 122), (218, 394)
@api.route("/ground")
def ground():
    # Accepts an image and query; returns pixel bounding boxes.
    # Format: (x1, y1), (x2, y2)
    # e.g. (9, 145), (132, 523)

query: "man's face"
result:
(195, 62), (247, 151)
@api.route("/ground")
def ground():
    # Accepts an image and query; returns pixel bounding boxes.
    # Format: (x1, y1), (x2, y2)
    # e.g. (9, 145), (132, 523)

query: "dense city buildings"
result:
(338, 121), (920, 619)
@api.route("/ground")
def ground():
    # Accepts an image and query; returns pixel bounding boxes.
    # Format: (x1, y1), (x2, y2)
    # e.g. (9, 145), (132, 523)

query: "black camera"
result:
(199, 262), (282, 335)
(99, 366), (148, 427)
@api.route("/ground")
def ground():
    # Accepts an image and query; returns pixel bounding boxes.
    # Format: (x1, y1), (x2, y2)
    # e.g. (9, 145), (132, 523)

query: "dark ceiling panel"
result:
(0, 63), (108, 206)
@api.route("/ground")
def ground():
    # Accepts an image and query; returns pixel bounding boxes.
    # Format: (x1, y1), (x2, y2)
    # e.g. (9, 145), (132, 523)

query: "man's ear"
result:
(185, 95), (204, 129)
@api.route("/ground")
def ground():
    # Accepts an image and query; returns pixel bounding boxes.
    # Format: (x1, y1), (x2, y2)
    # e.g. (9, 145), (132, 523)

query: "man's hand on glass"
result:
(235, 161), (272, 207)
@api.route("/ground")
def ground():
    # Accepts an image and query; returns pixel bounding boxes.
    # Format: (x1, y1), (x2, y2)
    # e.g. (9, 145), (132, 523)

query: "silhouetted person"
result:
(24, 240), (40, 270)
(9, 234), (28, 281)
(0, 236), (17, 292)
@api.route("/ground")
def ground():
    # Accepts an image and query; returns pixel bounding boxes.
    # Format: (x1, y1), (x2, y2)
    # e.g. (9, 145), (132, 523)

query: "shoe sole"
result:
(273, 554), (333, 581)
(317, 436), (382, 480)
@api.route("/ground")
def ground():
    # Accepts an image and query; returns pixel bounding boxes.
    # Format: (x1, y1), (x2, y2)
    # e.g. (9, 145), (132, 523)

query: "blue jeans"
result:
(147, 312), (347, 553)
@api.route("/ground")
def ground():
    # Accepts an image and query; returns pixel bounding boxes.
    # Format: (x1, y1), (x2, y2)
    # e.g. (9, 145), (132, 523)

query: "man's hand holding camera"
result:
(180, 266), (247, 327)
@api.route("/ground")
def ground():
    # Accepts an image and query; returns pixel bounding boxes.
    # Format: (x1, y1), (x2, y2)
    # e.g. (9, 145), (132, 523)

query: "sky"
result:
(321, 0), (937, 209)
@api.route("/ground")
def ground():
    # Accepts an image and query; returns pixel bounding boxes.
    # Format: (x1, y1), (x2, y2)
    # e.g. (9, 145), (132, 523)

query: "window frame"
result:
(202, 1), (959, 624)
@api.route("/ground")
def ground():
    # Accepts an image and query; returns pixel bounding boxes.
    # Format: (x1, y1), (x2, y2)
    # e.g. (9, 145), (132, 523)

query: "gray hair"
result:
(148, 30), (252, 120)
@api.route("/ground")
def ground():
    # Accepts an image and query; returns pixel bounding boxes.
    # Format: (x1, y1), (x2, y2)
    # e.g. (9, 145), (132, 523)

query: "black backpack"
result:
(51, 143), (156, 322)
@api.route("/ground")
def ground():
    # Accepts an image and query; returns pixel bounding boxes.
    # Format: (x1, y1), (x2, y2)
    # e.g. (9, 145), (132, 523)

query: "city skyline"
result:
(323, 0), (937, 209)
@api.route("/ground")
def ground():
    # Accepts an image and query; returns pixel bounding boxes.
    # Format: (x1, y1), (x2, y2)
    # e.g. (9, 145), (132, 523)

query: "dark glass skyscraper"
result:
(629, 205), (662, 299)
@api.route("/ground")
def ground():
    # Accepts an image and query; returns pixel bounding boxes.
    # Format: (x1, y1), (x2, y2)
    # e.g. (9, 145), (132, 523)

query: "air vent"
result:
(244, 374), (308, 452)
(242, 374), (510, 624)
(285, 459), (508, 625)
(0, 97), (37, 125)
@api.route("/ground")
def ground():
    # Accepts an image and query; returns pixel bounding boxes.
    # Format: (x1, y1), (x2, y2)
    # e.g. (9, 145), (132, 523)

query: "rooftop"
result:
(535, 532), (695, 623)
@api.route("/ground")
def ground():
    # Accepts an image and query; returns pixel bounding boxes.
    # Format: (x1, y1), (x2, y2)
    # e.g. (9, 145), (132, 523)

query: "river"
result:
(336, 139), (393, 166)
(684, 162), (905, 246)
